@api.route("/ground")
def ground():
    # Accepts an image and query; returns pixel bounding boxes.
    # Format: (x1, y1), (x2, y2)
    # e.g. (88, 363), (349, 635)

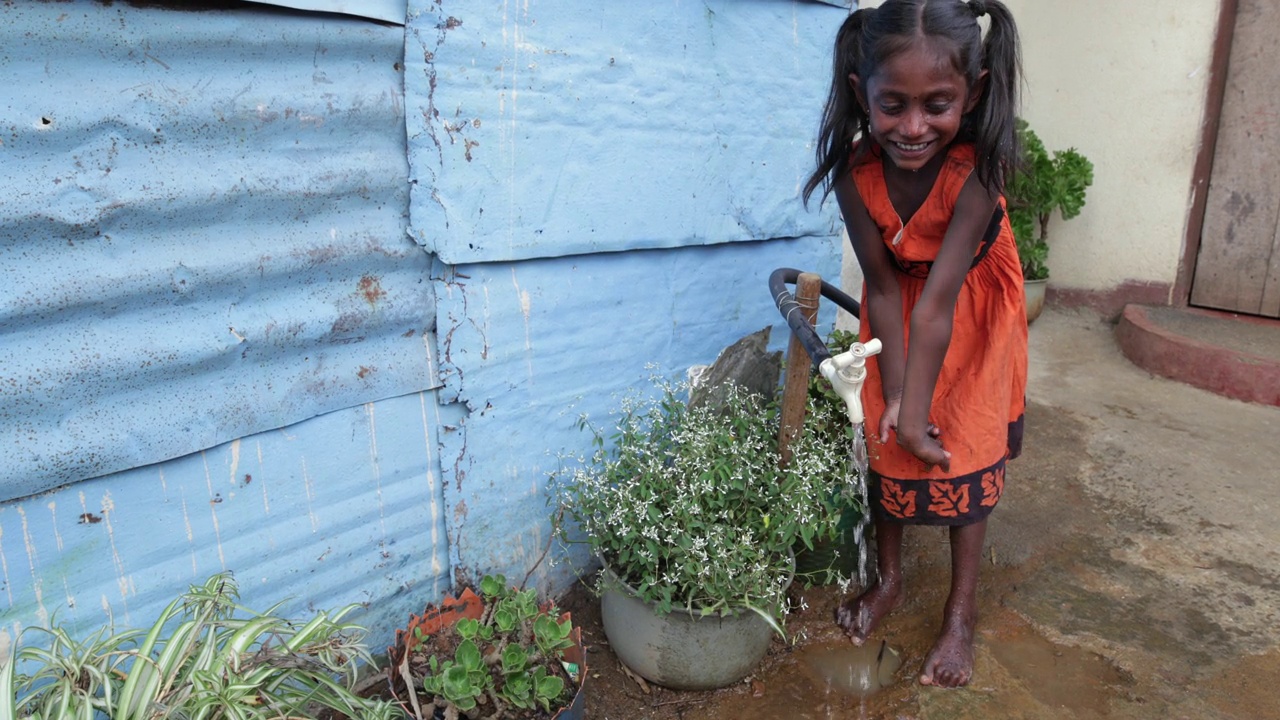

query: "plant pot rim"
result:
(599, 552), (795, 620)
(386, 587), (589, 720)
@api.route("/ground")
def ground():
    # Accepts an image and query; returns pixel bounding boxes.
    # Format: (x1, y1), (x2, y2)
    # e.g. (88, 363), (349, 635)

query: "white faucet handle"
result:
(853, 338), (883, 358)
(819, 338), (883, 427)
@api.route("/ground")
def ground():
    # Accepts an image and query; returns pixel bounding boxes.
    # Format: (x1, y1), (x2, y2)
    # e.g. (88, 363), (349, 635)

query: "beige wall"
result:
(839, 0), (1220, 304)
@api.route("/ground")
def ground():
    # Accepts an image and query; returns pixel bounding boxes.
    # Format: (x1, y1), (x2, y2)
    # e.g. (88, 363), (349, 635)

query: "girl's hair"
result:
(802, 0), (1022, 205)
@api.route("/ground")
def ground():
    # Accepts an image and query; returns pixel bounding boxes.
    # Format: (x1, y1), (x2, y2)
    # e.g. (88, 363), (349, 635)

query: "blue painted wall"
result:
(0, 0), (850, 651)
(0, 2), (450, 648)
(408, 0), (850, 592)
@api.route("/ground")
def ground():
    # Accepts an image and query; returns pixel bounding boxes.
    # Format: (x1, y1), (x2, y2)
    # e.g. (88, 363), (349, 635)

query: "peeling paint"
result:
(100, 492), (130, 624)
(365, 402), (388, 538)
(301, 457), (320, 533)
(200, 453), (226, 572)
(181, 489), (198, 576)
(0, 522), (12, 606)
(256, 440), (272, 518)
(229, 440), (241, 490)
(46, 502), (62, 553)
(62, 577), (76, 614)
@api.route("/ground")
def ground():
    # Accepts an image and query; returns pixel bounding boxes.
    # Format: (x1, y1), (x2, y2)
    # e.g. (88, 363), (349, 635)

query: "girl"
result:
(802, 0), (1027, 688)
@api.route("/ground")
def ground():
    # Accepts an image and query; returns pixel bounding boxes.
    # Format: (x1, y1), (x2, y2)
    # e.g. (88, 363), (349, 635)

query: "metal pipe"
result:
(768, 267), (862, 369)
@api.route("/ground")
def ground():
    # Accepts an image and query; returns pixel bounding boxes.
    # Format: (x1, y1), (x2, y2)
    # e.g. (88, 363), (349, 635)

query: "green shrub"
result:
(1006, 118), (1095, 281)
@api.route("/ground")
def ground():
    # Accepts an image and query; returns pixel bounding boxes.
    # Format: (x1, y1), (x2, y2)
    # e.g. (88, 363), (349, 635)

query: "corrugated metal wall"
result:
(0, 3), (430, 499)
(0, 2), (449, 646)
(407, 0), (849, 592)
(0, 0), (852, 652)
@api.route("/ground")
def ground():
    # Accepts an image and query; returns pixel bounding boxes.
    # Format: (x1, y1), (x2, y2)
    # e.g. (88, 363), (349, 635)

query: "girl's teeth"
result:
(896, 142), (928, 151)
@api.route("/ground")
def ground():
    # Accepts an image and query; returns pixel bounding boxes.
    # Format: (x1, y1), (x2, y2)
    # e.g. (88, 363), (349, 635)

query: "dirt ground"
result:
(548, 309), (1280, 720)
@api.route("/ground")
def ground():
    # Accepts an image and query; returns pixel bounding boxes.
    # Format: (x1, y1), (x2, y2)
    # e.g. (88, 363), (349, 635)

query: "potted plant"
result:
(1, 573), (402, 720)
(1006, 118), (1095, 322)
(387, 574), (587, 720)
(548, 372), (846, 690)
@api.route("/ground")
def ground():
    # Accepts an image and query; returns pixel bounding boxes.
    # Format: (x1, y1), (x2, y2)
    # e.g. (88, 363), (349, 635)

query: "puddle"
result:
(698, 640), (907, 720)
(802, 640), (904, 697)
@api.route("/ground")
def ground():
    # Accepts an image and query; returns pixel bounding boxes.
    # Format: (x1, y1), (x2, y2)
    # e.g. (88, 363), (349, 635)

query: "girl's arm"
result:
(897, 174), (1002, 471)
(833, 173), (906, 418)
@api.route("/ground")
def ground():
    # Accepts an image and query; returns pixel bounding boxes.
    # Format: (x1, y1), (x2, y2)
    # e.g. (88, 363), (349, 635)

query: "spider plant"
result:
(1, 573), (404, 720)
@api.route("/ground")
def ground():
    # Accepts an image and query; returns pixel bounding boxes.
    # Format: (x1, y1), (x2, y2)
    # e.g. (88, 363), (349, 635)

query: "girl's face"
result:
(853, 39), (982, 172)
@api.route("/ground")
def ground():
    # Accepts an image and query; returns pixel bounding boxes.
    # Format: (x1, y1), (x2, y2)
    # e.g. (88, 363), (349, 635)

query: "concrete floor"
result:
(935, 307), (1280, 718)
(564, 306), (1280, 720)
(713, 307), (1280, 719)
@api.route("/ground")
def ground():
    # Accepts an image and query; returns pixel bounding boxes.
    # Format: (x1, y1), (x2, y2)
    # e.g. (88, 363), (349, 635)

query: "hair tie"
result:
(969, 0), (987, 18)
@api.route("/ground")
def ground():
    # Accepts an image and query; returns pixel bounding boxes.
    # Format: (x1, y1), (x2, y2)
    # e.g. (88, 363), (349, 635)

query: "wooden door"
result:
(1192, 0), (1280, 318)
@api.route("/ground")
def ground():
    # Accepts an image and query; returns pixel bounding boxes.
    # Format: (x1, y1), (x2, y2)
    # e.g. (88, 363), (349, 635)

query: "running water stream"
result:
(799, 422), (903, 708)
(847, 422), (871, 590)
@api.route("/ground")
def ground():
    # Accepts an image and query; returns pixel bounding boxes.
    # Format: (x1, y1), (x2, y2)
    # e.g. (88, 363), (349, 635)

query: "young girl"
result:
(803, 0), (1027, 689)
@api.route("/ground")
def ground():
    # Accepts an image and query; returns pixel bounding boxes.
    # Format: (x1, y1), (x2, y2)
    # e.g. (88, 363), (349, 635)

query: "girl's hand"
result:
(897, 431), (951, 473)
(880, 393), (943, 446)
(878, 394), (902, 445)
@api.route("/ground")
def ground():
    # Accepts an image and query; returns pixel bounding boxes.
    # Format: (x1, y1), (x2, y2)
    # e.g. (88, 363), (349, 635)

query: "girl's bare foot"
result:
(919, 612), (976, 688)
(834, 578), (902, 645)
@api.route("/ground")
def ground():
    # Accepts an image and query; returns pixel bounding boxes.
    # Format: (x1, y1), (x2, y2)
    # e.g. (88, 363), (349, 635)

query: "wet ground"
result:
(557, 309), (1280, 720)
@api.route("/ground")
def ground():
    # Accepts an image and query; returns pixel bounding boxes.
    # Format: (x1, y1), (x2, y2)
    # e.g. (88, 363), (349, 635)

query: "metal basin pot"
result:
(599, 564), (786, 691)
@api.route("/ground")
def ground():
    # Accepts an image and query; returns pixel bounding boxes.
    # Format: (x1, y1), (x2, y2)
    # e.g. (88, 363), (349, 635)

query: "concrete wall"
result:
(1008, 0), (1217, 304)
(841, 0), (1220, 312)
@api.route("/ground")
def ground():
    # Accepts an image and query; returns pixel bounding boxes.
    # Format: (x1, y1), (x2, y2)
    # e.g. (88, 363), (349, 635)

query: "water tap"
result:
(818, 338), (883, 426)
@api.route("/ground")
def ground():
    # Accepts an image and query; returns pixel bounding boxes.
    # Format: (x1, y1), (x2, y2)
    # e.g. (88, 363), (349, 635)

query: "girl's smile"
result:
(852, 38), (981, 172)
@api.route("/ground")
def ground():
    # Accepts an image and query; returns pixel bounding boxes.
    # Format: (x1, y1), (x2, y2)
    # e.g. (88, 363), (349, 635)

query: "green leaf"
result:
(501, 644), (528, 674)
(502, 670), (534, 708)
(1006, 118), (1092, 279)
(480, 574), (506, 599)
(442, 665), (476, 704)
(455, 640), (483, 672)
(455, 617), (480, 640)
(1, 643), (16, 720)
(535, 672), (566, 712)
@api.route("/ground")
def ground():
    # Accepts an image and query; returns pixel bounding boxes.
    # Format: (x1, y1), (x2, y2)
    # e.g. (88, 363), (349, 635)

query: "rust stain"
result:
(329, 311), (364, 341)
(78, 512), (102, 525)
(357, 366), (373, 379)
(242, 474), (252, 486)
(358, 275), (386, 306)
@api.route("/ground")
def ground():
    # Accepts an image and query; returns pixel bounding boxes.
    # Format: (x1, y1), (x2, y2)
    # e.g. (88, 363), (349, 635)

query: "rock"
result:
(688, 327), (782, 411)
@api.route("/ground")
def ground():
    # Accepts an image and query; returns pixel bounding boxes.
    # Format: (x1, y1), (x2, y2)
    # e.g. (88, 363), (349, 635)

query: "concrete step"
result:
(1115, 304), (1280, 407)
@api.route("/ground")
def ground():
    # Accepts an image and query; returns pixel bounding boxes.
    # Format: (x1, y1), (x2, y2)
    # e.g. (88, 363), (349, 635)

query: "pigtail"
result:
(802, 9), (872, 207)
(970, 0), (1022, 193)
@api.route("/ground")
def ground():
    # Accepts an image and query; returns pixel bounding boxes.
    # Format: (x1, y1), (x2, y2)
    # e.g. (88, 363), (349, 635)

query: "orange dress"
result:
(853, 142), (1027, 526)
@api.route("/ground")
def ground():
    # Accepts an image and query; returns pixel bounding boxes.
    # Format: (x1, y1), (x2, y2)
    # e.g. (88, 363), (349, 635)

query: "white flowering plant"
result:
(549, 373), (849, 628)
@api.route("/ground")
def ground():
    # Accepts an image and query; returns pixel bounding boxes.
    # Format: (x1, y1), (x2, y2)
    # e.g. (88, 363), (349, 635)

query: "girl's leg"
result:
(835, 518), (904, 645)
(920, 518), (987, 687)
